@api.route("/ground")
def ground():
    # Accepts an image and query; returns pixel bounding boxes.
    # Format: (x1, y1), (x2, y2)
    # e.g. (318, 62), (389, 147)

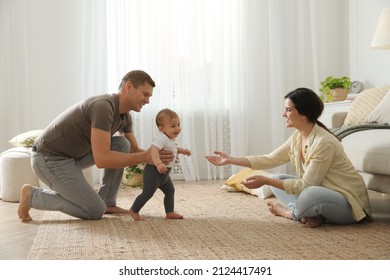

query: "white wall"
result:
(316, 0), (350, 82)
(350, 0), (390, 88)
(26, 1), (87, 125)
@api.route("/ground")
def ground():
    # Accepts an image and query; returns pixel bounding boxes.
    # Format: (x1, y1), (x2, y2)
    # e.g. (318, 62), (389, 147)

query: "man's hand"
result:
(159, 149), (174, 164)
(145, 148), (174, 165)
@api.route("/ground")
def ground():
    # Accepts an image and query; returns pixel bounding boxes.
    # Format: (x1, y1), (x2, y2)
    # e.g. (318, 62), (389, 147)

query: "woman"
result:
(205, 88), (372, 228)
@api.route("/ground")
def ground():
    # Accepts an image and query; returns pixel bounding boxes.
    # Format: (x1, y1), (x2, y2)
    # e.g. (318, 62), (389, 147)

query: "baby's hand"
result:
(157, 163), (168, 174)
(182, 149), (191, 156)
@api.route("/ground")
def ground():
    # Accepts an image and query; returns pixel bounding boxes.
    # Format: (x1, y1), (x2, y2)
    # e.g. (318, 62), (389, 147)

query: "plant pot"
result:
(331, 88), (348, 102)
(122, 173), (143, 188)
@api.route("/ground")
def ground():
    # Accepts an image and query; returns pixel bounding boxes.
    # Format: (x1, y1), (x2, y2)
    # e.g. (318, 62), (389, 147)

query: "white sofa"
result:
(329, 85), (390, 194)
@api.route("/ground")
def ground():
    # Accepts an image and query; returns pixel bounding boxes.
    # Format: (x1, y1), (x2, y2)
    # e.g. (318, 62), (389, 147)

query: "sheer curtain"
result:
(105, 0), (338, 180)
(106, 0), (249, 180)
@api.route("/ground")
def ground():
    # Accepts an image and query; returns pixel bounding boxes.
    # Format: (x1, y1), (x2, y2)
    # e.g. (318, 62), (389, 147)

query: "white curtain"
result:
(1, 0), (347, 181)
(105, 0), (339, 180)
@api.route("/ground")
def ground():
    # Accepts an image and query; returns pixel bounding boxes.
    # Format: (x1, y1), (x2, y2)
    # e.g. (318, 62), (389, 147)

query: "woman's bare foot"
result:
(129, 209), (143, 221)
(301, 216), (324, 228)
(166, 212), (183, 219)
(105, 206), (129, 215)
(18, 184), (33, 222)
(267, 202), (293, 220)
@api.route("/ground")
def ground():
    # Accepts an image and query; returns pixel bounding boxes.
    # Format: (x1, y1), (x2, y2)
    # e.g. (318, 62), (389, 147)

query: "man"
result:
(18, 70), (173, 222)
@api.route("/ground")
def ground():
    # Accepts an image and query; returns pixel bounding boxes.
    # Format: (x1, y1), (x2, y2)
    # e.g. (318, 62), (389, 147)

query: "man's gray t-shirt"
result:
(35, 94), (132, 158)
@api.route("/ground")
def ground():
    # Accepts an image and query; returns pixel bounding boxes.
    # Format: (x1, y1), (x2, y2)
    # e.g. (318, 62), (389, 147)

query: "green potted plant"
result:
(122, 163), (145, 188)
(319, 76), (351, 102)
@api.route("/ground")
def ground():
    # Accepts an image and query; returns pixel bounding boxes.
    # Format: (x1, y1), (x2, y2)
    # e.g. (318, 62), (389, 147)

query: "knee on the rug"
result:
(83, 205), (106, 220)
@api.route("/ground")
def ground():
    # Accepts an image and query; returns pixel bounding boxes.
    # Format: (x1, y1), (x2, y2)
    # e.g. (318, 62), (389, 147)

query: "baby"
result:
(129, 108), (191, 221)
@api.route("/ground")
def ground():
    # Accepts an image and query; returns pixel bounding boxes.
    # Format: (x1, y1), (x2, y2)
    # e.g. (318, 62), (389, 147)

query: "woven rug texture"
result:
(28, 181), (390, 260)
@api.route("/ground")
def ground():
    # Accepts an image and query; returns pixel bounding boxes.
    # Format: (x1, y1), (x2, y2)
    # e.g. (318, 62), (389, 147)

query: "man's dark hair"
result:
(118, 70), (155, 90)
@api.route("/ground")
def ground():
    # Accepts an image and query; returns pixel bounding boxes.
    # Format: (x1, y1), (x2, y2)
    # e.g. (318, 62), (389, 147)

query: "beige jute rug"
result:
(28, 181), (390, 260)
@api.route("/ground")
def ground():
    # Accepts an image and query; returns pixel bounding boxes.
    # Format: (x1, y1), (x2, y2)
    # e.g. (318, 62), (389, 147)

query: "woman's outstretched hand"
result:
(205, 151), (230, 166)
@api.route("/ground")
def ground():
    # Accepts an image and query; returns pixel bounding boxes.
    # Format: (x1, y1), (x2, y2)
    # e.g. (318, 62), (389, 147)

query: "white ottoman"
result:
(0, 147), (39, 202)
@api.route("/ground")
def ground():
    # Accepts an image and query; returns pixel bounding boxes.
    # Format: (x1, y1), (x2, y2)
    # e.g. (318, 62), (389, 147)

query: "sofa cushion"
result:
(364, 89), (390, 124)
(343, 86), (390, 126)
(342, 129), (390, 176)
(359, 172), (390, 194)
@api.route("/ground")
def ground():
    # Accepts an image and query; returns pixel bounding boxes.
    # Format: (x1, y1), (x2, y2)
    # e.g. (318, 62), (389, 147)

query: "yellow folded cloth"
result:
(223, 168), (274, 199)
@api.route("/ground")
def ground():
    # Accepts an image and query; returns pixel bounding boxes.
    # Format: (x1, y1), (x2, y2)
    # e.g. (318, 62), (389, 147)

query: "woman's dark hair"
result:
(285, 88), (340, 140)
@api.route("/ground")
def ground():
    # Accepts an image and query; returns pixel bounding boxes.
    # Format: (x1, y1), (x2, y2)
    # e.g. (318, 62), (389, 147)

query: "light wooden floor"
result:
(0, 187), (389, 260)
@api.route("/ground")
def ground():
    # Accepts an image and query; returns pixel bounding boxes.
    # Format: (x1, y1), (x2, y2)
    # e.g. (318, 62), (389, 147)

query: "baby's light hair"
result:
(156, 108), (179, 127)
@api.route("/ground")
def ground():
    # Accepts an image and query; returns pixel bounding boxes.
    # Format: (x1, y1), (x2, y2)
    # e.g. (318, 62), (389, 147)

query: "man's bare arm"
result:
(91, 128), (149, 168)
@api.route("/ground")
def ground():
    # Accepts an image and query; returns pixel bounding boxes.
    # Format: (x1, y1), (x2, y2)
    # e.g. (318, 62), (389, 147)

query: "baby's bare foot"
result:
(166, 212), (183, 219)
(129, 209), (143, 221)
(18, 184), (33, 222)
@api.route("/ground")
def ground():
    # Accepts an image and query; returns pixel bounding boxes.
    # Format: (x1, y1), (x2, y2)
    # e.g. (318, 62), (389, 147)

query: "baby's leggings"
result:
(131, 164), (175, 214)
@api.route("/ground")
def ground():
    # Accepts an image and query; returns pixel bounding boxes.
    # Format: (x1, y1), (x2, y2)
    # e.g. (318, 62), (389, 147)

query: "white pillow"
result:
(365, 90), (390, 124)
(9, 130), (43, 147)
(220, 184), (273, 199)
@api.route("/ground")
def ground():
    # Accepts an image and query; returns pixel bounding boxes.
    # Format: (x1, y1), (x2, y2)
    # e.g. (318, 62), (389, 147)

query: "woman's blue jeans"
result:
(30, 136), (130, 220)
(271, 174), (357, 224)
